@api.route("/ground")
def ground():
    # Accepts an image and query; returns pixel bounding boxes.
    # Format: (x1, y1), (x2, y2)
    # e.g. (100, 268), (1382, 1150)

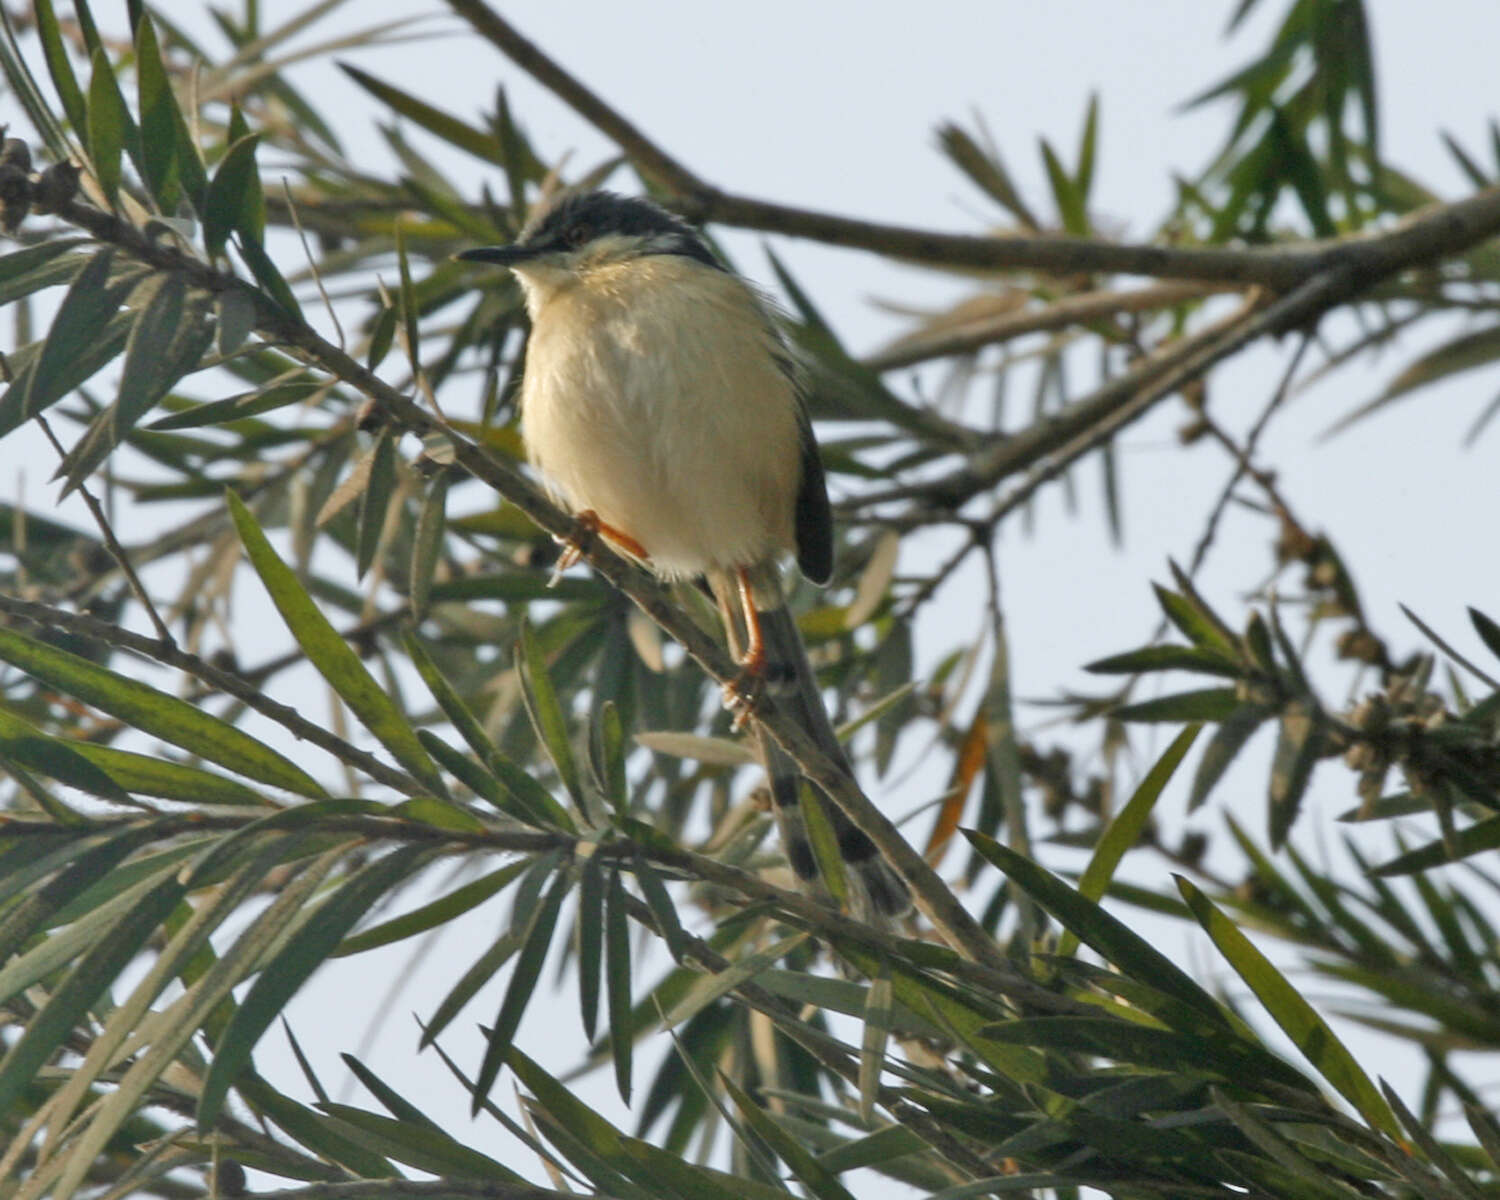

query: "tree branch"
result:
(445, 0), (1500, 289)
(0, 593), (426, 797)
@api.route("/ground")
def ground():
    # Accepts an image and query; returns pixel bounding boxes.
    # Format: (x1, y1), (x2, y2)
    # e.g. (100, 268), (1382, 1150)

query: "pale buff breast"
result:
(518, 256), (802, 579)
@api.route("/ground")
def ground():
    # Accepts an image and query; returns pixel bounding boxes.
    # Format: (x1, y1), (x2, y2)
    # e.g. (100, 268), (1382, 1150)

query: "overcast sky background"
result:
(5, 1), (1500, 1192)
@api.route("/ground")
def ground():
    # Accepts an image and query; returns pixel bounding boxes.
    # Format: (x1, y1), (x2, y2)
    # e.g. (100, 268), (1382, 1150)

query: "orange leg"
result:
(550, 509), (648, 584)
(724, 567), (767, 730)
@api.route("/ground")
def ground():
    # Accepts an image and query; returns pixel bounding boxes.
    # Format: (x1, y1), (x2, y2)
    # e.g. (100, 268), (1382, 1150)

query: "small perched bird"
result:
(461, 190), (909, 921)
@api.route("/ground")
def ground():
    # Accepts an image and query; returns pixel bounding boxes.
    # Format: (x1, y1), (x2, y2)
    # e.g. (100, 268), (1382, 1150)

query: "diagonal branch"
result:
(445, 0), (1500, 290)
(0, 592), (426, 797)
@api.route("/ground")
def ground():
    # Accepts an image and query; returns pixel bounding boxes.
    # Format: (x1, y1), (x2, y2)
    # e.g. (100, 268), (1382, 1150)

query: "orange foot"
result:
(722, 568), (766, 731)
(550, 510), (649, 585)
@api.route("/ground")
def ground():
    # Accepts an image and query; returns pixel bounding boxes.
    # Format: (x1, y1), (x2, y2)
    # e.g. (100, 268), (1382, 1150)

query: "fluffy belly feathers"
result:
(520, 259), (801, 578)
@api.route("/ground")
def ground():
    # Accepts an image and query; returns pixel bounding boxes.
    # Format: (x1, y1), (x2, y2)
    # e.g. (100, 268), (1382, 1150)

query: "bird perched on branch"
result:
(461, 189), (910, 922)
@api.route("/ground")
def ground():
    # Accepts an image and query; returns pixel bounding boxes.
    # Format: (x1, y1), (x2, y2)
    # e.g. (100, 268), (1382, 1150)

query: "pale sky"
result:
(5, 2), (1499, 1192)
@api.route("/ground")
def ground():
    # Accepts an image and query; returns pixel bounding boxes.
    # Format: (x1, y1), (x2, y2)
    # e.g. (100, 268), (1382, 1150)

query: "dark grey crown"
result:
(518, 190), (722, 270)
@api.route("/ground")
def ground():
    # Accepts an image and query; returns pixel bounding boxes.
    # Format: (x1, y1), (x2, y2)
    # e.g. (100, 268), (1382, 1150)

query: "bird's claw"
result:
(723, 644), (768, 731)
(548, 510), (648, 587)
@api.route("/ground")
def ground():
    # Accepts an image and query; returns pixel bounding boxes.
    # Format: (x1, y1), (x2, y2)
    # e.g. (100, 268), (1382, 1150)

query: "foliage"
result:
(1, 2), (1500, 1198)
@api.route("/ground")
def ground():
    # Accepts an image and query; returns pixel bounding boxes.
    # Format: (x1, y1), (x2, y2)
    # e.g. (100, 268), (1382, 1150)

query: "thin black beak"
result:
(456, 244), (543, 267)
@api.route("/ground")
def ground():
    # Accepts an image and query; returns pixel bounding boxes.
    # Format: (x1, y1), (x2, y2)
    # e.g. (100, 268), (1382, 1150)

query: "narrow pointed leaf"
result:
(860, 964), (894, 1123)
(409, 469), (450, 618)
(85, 46), (127, 204)
(355, 426), (397, 579)
(577, 853), (604, 1041)
(227, 490), (445, 796)
(1113, 687), (1239, 723)
(0, 623), (325, 797)
(964, 830), (1231, 1030)
(6, 249), (131, 432)
(0, 871), (183, 1118)
(516, 620), (581, 803)
(135, 14), (206, 212)
(1268, 702), (1323, 847)
(1058, 724), (1199, 957)
(198, 844), (430, 1129)
(720, 1072), (858, 1200)
(471, 862), (571, 1111)
(340, 62), (502, 161)
(333, 858), (529, 957)
(204, 131), (264, 255)
(1190, 704), (1268, 811)
(1175, 876), (1400, 1139)
(605, 865), (633, 1103)
(32, 0), (86, 133)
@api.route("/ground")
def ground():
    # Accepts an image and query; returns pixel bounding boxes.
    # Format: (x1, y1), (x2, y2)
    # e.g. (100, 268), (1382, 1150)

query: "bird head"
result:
(459, 190), (721, 306)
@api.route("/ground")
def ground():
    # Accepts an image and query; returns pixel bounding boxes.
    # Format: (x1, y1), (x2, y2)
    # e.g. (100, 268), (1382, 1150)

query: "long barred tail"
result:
(710, 566), (911, 923)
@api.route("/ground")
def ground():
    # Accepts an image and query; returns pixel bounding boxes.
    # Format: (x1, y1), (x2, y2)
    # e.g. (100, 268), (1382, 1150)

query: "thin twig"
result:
(866, 280), (1239, 371)
(1187, 331), (1313, 577)
(444, 0), (1500, 289)
(33, 415), (175, 646)
(0, 593), (425, 797)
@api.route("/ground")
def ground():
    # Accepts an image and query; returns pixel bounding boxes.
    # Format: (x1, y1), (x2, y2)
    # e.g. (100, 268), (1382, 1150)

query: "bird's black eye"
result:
(564, 221), (591, 247)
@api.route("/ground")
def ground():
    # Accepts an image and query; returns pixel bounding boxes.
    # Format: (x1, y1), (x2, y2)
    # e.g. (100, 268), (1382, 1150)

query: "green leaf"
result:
(198, 844), (430, 1129)
(1113, 687), (1240, 723)
(1189, 704), (1268, 812)
(605, 865), (633, 1103)
(0, 825), (161, 964)
(421, 928), (524, 1050)
(236, 235), (302, 318)
(49, 846), (353, 1194)
(471, 861), (571, 1111)
(148, 380), (328, 431)
(1268, 702), (1323, 847)
(204, 131), (264, 255)
(4, 249), (133, 434)
(934, 121), (1039, 229)
(85, 46), (127, 204)
(1373, 816), (1500, 875)
(981, 1016), (1308, 1091)
(32, 0), (86, 134)
(355, 427), (397, 579)
(0, 623), (325, 798)
(135, 14), (206, 212)
(1175, 876), (1401, 1139)
(1058, 724), (1199, 957)
(516, 620), (582, 804)
(409, 469), (449, 619)
(57, 273), (215, 494)
(963, 830), (1231, 1032)
(1075, 92), (1099, 202)
(1329, 324), (1500, 436)
(0, 707), (130, 803)
(1085, 645), (1239, 677)
(0, 871), (184, 1119)
(227, 490), (445, 796)
(340, 62), (502, 162)
(1469, 606), (1500, 666)
(64, 739), (267, 807)
(1039, 138), (1087, 235)
(333, 858), (529, 957)
(720, 1072), (858, 1200)
(800, 789), (851, 910)
(319, 1103), (519, 1180)
(663, 933), (808, 1029)
(1269, 107), (1336, 237)
(859, 963), (893, 1123)
(0, 238), (88, 307)
(577, 853), (604, 1041)
(1162, 567), (1239, 653)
